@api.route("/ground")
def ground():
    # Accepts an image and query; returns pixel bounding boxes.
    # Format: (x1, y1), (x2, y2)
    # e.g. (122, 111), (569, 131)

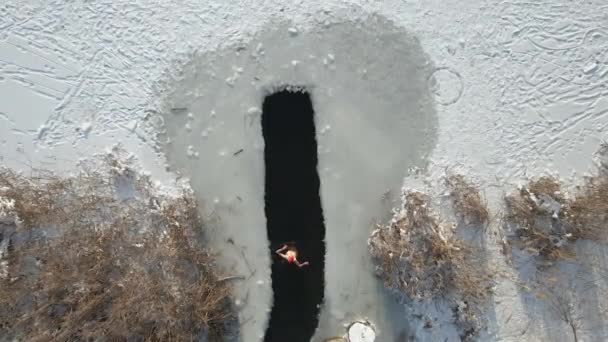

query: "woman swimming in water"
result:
(275, 244), (309, 268)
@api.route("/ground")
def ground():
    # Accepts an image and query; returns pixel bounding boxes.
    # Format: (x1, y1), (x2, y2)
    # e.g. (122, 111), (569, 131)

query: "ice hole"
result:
(261, 89), (326, 342)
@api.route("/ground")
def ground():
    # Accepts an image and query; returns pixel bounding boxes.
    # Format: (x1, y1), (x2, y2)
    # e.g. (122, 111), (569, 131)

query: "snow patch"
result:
(80, 122), (92, 136)
(0, 196), (16, 224)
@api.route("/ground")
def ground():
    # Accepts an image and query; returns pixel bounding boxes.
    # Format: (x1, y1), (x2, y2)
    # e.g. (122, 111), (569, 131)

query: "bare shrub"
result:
(564, 173), (608, 243)
(505, 170), (608, 263)
(445, 174), (489, 226)
(504, 177), (575, 261)
(368, 191), (493, 339)
(369, 192), (493, 300)
(0, 152), (234, 341)
(545, 286), (582, 342)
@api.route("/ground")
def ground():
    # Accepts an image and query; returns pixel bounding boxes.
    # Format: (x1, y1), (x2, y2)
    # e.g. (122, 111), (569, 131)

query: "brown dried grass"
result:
(505, 173), (608, 262)
(504, 176), (574, 261)
(368, 191), (492, 302)
(446, 174), (489, 226)
(564, 172), (608, 243)
(0, 156), (234, 341)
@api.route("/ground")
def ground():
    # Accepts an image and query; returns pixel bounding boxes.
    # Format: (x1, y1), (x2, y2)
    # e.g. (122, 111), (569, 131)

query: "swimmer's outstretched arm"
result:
(275, 245), (288, 254)
(295, 260), (310, 268)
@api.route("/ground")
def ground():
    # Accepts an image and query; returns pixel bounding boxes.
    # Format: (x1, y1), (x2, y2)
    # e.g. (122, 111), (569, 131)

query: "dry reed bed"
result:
(0, 152), (234, 341)
(504, 170), (608, 263)
(446, 174), (489, 227)
(368, 150), (608, 340)
(368, 187), (493, 340)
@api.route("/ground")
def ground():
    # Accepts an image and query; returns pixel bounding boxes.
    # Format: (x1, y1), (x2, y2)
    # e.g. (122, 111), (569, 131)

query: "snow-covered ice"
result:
(2, 0), (608, 341)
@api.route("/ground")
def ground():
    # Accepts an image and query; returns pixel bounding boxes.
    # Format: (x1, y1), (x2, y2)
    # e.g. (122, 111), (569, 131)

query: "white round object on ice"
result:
(347, 321), (375, 342)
